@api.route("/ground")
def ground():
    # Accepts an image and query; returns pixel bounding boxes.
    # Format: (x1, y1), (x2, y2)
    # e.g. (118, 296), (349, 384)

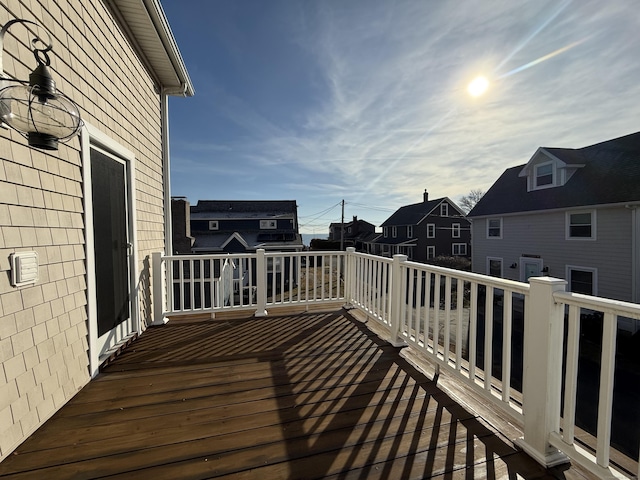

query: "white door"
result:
(520, 257), (543, 282)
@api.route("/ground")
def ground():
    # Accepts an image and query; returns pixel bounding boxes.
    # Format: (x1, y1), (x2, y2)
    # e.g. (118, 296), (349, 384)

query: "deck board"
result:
(0, 309), (586, 479)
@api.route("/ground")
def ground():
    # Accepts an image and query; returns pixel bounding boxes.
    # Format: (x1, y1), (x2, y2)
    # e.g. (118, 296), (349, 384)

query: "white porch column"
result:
(344, 247), (356, 308)
(516, 276), (569, 467)
(151, 252), (168, 325)
(255, 249), (268, 317)
(389, 254), (408, 347)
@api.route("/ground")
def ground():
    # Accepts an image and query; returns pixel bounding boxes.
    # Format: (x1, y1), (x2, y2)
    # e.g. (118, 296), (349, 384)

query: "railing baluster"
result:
(304, 254), (309, 303)
(455, 278), (464, 371)
(406, 266), (415, 340)
(444, 276), (452, 364)
(562, 304), (580, 445)
(433, 274), (440, 357)
(178, 259), (185, 312)
(484, 285), (494, 391)
(596, 312), (617, 467)
(190, 259), (196, 310)
(469, 281), (478, 384)
(416, 270), (424, 347)
(501, 289), (512, 404)
(424, 272), (432, 352)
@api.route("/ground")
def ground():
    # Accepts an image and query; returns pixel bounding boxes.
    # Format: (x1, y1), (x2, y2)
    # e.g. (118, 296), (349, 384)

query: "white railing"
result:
(153, 251), (346, 318)
(152, 248), (639, 479)
(549, 291), (640, 480)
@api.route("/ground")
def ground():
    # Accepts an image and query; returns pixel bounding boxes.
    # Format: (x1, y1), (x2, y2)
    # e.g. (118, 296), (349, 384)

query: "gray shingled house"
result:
(369, 191), (471, 263)
(468, 132), (640, 319)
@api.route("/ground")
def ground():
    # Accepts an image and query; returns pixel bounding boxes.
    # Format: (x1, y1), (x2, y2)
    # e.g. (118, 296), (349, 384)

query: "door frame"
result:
(82, 123), (140, 377)
(519, 257), (543, 282)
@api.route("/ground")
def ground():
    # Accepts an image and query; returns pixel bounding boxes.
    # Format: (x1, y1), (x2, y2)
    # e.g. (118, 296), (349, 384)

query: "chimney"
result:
(423, 189), (429, 202)
(353, 216), (357, 222)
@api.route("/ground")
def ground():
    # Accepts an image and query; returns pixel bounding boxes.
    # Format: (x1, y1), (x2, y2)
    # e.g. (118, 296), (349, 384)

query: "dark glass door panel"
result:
(90, 148), (130, 337)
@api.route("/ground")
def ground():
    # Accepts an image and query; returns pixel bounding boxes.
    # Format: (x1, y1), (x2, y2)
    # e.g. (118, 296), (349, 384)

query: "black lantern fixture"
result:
(0, 19), (81, 150)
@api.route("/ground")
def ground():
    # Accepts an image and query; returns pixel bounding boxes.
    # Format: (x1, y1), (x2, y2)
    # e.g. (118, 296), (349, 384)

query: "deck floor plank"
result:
(0, 309), (578, 479)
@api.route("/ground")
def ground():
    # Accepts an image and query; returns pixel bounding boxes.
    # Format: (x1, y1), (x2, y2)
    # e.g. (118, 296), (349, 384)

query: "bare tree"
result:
(459, 189), (484, 214)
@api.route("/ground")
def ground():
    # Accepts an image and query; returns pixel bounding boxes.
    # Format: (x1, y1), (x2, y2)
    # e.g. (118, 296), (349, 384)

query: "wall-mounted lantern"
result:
(0, 19), (81, 150)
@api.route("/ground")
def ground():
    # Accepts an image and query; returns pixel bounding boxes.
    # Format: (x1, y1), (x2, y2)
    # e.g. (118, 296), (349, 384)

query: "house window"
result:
(383, 227), (388, 238)
(208, 220), (219, 230)
(452, 223), (460, 238)
(440, 203), (448, 216)
(452, 243), (467, 255)
(407, 225), (413, 238)
(392, 226), (397, 238)
(487, 258), (502, 277)
(260, 220), (277, 229)
(535, 162), (554, 188)
(427, 246), (435, 259)
(487, 218), (502, 239)
(567, 211), (595, 240)
(567, 267), (596, 295)
(427, 224), (435, 238)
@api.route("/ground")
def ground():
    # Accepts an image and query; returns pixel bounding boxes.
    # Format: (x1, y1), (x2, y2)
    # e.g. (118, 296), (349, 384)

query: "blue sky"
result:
(162, 0), (640, 235)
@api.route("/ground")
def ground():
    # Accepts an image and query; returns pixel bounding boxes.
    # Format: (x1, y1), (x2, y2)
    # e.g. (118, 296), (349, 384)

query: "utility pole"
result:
(340, 199), (345, 251)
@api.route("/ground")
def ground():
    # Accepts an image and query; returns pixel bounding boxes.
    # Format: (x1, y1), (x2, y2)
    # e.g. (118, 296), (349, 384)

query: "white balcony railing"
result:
(152, 248), (640, 480)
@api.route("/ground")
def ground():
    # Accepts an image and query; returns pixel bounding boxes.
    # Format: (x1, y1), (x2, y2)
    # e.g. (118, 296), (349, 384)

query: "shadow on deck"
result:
(0, 308), (591, 479)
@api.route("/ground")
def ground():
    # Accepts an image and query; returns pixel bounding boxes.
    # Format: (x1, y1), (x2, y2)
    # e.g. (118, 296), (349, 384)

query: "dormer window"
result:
(260, 220), (277, 229)
(535, 162), (554, 188)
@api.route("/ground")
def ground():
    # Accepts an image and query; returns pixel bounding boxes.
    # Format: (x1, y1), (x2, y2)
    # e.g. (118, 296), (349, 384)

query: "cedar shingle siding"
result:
(0, 0), (177, 461)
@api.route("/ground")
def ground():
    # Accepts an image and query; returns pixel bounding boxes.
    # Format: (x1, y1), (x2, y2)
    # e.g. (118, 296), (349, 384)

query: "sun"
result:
(467, 76), (489, 97)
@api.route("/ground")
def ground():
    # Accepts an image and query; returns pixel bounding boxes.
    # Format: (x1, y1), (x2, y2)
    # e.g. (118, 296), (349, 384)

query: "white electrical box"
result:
(10, 251), (39, 287)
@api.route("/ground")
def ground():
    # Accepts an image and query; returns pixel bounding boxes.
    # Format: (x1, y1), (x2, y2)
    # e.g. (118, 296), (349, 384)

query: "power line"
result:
(298, 201), (342, 229)
(346, 201), (395, 212)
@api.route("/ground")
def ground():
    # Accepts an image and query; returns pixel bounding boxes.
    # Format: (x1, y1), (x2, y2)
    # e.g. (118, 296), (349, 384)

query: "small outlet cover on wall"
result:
(10, 251), (39, 287)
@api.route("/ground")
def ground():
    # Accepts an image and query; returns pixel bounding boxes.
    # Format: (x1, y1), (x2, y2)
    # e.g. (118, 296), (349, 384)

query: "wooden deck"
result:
(0, 309), (595, 479)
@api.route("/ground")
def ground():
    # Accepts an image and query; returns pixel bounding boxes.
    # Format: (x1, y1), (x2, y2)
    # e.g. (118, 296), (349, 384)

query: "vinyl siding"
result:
(471, 207), (634, 301)
(0, 0), (165, 461)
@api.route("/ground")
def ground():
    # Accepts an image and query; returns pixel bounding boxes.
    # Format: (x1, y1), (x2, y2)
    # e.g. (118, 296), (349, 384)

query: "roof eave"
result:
(106, 0), (195, 97)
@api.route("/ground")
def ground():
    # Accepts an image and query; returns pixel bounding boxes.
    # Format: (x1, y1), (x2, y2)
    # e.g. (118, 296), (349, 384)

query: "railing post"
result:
(344, 247), (356, 308)
(389, 254), (408, 347)
(151, 252), (168, 325)
(255, 249), (268, 317)
(516, 277), (569, 467)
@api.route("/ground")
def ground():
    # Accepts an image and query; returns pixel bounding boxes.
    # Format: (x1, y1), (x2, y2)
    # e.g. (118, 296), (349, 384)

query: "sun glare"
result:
(467, 76), (489, 97)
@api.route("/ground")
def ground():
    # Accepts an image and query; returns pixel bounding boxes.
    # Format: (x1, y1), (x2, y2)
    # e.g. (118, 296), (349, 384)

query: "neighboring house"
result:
(0, 0), (193, 462)
(186, 199), (304, 292)
(468, 131), (640, 308)
(368, 191), (471, 263)
(188, 200), (303, 253)
(328, 216), (377, 251)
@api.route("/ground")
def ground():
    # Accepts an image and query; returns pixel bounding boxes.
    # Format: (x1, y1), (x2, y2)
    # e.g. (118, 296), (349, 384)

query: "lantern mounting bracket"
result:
(0, 18), (82, 150)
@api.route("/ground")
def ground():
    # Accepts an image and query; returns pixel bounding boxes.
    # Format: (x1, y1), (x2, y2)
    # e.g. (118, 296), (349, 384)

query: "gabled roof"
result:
(381, 197), (464, 226)
(191, 231), (303, 251)
(191, 200), (298, 220)
(107, 0), (194, 96)
(469, 131), (640, 217)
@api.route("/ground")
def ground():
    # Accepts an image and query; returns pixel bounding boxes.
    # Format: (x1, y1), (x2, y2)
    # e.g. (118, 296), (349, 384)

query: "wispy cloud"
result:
(166, 0), (640, 229)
